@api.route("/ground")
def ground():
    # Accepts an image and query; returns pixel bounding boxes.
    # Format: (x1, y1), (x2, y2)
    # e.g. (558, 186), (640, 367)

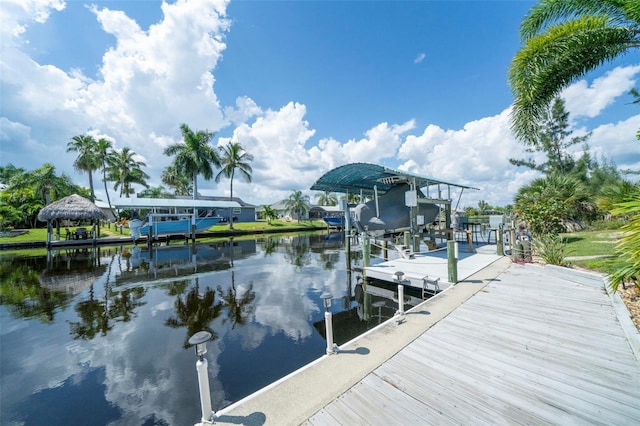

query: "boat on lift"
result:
(322, 216), (345, 229)
(129, 214), (222, 239)
(352, 184), (439, 236)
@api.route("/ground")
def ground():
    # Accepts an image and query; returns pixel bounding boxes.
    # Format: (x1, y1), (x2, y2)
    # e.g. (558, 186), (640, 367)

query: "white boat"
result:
(322, 216), (344, 229)
(129, 214), (221, 239)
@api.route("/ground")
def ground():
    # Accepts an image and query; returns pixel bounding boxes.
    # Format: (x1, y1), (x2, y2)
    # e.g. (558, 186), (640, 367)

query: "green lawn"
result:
(561, 230), (620, 256)
(561, 229), (621, 273)
(0, 220), (328, 244)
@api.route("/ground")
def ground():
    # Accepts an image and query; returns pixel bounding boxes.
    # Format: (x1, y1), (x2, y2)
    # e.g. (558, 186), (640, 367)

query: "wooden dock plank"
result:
(309, 263), (640, 424)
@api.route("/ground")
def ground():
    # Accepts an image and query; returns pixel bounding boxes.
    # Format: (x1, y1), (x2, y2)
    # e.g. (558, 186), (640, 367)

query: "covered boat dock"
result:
(310, 162), (478, 240)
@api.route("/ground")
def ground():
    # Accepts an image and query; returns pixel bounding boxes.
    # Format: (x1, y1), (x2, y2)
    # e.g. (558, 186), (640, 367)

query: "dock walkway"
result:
(213, 258), (640, 426)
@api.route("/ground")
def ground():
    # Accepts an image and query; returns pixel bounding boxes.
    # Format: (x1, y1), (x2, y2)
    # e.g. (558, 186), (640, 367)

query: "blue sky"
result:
(1, 0), (639, 208)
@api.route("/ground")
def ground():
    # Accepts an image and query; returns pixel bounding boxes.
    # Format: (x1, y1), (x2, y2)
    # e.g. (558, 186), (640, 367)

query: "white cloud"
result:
(223, 96), (263, 126)
(1, 0), (638, 212)
(588, 114), (640, 171)
(396, 109), (538, 207)
(1, 0), (232, 192)
(0, 0), (65, 39)
(562, 64), (640, 119)
(414, 52), (426, 64)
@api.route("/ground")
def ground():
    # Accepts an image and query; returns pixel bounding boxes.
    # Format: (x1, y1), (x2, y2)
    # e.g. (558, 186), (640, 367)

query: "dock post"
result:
(403, 231), (410, 251)
(497, 225), (504, 256)
(321, 293), (336, 354)
(188, 331), (214, 426)
(394, 271), (405, 315)
(447, 240), (458, 284)
(363, 234), (370, 279)
(345, 231), (352, 271)
(382, 240), (388, 261)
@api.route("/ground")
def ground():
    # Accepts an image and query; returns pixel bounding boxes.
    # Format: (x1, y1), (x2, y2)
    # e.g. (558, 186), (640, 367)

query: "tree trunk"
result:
(192, 172), (198, 200)
(88, 170), (95, 201)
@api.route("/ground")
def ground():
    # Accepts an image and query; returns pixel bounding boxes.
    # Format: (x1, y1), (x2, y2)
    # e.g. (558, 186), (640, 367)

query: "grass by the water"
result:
(0, 222), (621, 272)
(560, 229), (619, 274)
(0, 220), (327, 244)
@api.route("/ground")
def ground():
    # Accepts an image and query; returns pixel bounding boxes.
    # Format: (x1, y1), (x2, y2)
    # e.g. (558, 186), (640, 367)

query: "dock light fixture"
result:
(188, 331), (214, 425)
(321, 292), (336, 354)
(321, 292), (333, 312)
(393, 271), (405, 316)
(189, 330), (211, 360)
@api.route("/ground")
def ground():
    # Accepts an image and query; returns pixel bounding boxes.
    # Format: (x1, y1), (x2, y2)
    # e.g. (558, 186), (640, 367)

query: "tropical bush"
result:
(534, 234), (569, 266)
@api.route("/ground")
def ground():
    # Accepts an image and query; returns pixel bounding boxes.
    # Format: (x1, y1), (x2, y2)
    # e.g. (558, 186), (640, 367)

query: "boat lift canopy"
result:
(111, 198), (241, 210)
(310, 163), (478, 197)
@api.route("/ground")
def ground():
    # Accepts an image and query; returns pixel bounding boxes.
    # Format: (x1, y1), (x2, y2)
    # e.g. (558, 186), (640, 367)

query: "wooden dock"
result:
(305, 264), (640, 425)
(365, 243), (502, 291)
(214, 258), (640, 426)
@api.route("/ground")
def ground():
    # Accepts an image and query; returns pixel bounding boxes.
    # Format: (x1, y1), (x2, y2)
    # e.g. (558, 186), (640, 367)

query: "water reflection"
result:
(0, 259), (73, 322)
(166, 279), (222, 348)
(0, 232), (424, 425)
(217, 271), (256, 330)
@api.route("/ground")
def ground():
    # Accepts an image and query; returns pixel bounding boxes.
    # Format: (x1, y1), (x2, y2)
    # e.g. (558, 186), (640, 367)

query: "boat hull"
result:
(129, 216), (221, 239)
(322, 217), (344, 229)
(353, 185), (439, 235)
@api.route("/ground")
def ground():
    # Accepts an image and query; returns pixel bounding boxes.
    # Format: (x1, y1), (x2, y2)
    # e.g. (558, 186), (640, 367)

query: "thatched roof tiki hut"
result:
(37, 194), (107, 246)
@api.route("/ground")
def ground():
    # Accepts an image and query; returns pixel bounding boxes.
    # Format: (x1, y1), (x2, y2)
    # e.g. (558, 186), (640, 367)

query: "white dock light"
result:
(188, 331), (214, 425)
(321, 292), (336, 354)
(321, 292), (333, 312)
(393, 271), (405, 315)
(189, 331), (212, 360)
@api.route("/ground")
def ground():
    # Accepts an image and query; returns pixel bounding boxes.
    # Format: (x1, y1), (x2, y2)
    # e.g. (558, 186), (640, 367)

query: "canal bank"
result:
(211, 257), (640, 426)
(0, 225), (328, 250)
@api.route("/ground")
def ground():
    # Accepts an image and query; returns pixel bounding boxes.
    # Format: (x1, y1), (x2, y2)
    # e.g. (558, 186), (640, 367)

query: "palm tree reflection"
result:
(0, 261), (72, 323)
(69, 285), (112, 339)
(165, 278), (223, 348)
(69, 285), (146, 340)
(217, 271), (256, 330)
(284, 234), (311, 268)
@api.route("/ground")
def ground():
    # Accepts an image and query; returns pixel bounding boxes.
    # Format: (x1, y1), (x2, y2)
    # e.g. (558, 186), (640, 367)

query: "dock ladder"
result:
(422, 276), (440, 299)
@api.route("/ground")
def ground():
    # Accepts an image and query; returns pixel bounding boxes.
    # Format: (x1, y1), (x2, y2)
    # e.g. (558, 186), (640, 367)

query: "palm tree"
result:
(514, 173), (590, 237)
(284, 190), (310, 223)
(107, 147), (149, 197)
(161, 165), (191, 196)
(215, 142), (254, 229)
(609, 188), (640, 291)
(315, 191), (338, 206)
(95, 138), (115, 213)
(138, 186), (172, 198)
(24, 163), (74, 205)
(67, 134), (100, 201)
(262, 205), (278, 224)
(509, 0), (640, 144)
(163, 124), (220, 200)
(347, 193), (363, 204)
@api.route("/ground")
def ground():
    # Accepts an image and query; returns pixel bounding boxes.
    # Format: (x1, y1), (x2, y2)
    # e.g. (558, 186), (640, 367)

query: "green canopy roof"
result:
(310, 163), (477, 196)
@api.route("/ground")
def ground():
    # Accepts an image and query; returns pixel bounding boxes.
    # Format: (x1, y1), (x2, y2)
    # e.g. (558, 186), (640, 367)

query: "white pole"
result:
(374, 185), (379, 218)
(195, 358), (213, 425)
(325, 311), (335, 354)
(397, 284), (405, 315)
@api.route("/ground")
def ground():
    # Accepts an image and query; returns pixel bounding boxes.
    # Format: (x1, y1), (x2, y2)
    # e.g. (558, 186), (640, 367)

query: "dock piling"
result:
(447, 240), (458, 284)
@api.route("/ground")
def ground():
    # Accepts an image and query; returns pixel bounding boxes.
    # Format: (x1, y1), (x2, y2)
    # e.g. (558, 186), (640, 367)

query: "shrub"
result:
(534, 234), (569, 266)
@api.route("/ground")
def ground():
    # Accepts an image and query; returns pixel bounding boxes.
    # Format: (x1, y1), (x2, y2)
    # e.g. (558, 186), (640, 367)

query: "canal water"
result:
(0, 232), (421, 426)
